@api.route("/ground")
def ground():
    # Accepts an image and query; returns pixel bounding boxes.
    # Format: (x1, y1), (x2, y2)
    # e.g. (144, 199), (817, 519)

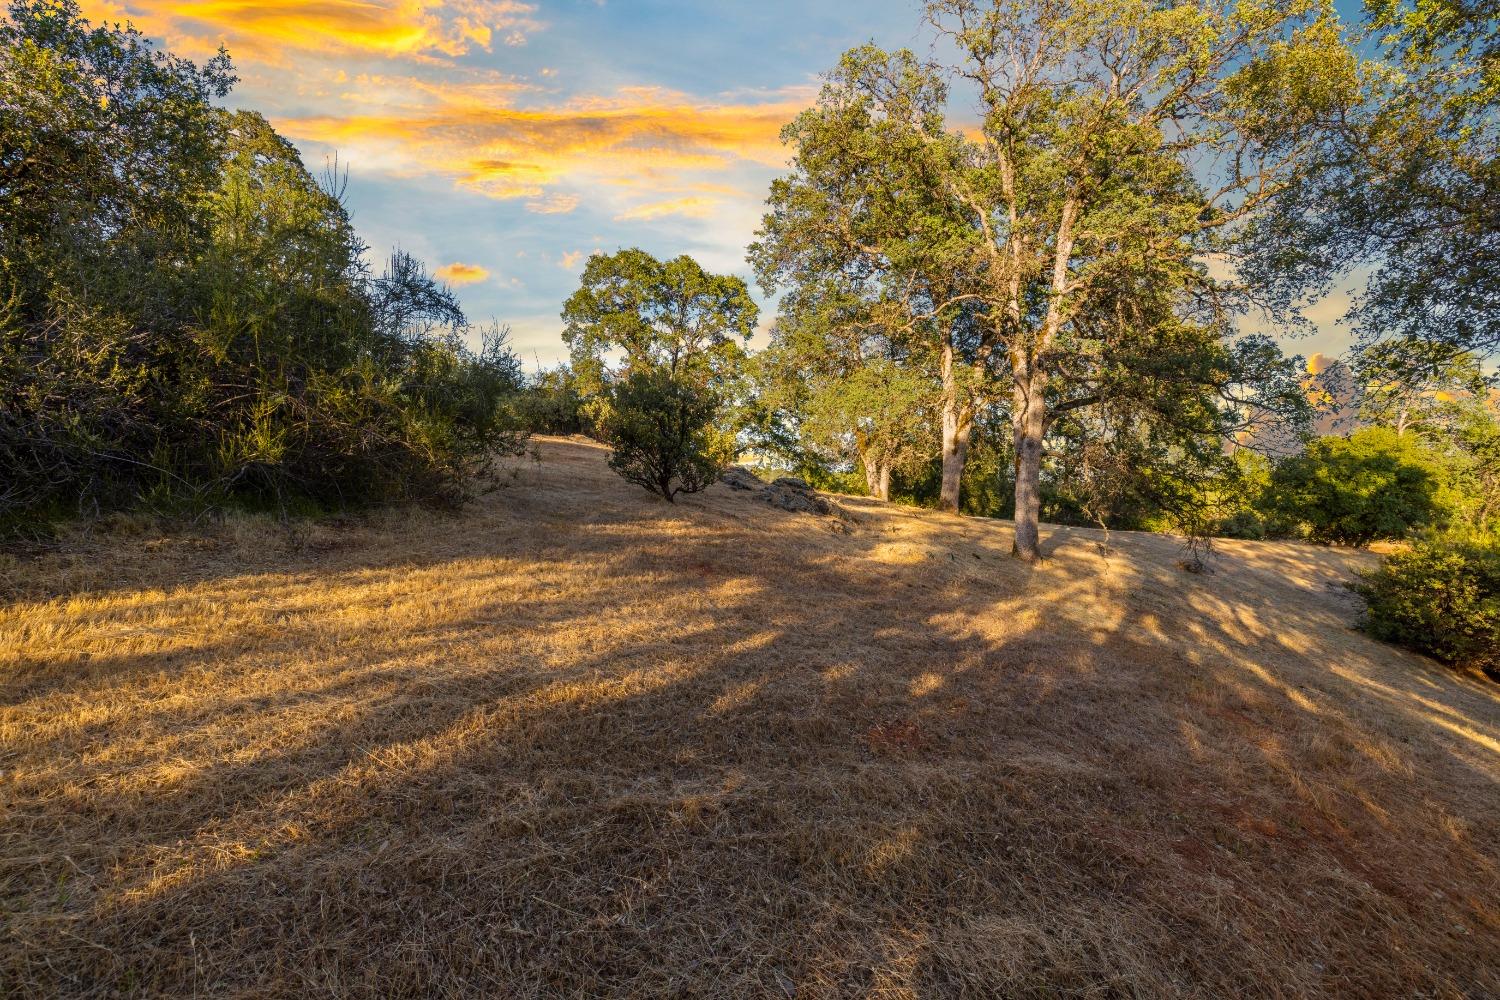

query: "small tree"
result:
(604, 370), (733, 503)
(1354, 340), (1489, 438)
(1268, 427), (1448, 545)
(754, 279), (939, 501)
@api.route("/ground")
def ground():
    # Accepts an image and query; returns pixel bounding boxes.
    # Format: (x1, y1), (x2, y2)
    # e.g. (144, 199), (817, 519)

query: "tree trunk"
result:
(937, 343), (972, 513)
(1011, 194), (1075, 561)
(862, 456), (891, 501)
(1011, 360), (1046, 562)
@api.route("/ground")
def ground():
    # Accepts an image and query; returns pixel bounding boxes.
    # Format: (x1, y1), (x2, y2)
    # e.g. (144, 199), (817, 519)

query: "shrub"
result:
(1354, 536), (1500, 680)
(1216, 509), (1268, 540)
(1267, 428), (1447, 545)
(512, 368), (587, 435)
(603, 370), (734, 502)
(0, 5), (525, 529)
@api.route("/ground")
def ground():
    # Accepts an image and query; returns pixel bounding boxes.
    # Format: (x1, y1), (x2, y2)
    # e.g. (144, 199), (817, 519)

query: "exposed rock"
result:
(760, 478), (834, 516)
(718, 467), (763, 491)
(718, 468), (854, 529)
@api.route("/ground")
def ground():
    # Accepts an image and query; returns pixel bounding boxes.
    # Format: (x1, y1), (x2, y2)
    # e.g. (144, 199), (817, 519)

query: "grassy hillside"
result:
(3, 437), (1497, 998)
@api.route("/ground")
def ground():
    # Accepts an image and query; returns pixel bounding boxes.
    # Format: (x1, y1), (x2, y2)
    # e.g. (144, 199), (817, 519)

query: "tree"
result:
(561, 249), (757, 409)
(757, 3), (1351, 560)
(1, 0), (233, 518)
(604, 370), (733, 502)
(0, 0), (233, 314)
(754, 278), (938, 501)
(1254, 1), (1498, 360)
(196, 117), (522, 507)
(0, 1), (525, 527)
(1350, 341), (1500, 536)
(1267, 427), (1448, 545)
(513, 365), (587, 435)
(751, 48), (993, 513)
(1449, 402), (1500, 536)
(1354, 339), (1489, 438)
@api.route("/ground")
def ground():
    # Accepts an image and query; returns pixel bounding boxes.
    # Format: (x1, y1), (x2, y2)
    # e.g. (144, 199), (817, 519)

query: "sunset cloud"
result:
(66, 1), (929, 367)
(614, 196), (720, 221)
(278, 85), (800, 204)
(434, 262), (490, 285)
(1307, 352), (1334, 376)
(526, 193), (581, 214)
(82, 0), (542, 61)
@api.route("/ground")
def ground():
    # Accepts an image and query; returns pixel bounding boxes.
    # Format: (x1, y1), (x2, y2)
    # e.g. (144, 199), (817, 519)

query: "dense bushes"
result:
(512, 367), (588, 436)
(1265, 428), (1447, 545)
(0, 1), (524, 534)
(1355, 536), (1500, 680)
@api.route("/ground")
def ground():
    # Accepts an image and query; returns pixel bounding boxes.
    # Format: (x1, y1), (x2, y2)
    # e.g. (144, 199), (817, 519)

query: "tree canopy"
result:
(562, 248), (758, 399)
(755, 1), (1345, 559)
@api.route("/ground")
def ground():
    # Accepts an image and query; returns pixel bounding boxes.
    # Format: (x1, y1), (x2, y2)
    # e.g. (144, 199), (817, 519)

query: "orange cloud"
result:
(614, 196), (720, 221)
(525, 193), (580, 214)
(434, 262), (490, 285)
(279, 85), (800, 202)
(81, 0), (540, 61)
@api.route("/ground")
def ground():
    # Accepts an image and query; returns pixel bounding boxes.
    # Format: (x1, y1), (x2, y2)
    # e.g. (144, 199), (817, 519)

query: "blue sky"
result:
(86, 0), (1369, 370)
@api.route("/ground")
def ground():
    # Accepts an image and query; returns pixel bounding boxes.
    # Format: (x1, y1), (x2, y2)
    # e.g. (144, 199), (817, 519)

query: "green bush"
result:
(1267, 428), (1448, 545)
(603, 370), (733, 502)
(1354, 536), (1500, 680)
(512, 368), (588, 436)
(1216, 510), (1268, 540)
(0, 3), (525, 529)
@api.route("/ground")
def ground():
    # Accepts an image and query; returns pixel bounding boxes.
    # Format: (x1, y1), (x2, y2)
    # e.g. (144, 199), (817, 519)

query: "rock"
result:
(759, 477), (835, 517)
(723, 469), (856, 530)
(718, 467), (762, 491)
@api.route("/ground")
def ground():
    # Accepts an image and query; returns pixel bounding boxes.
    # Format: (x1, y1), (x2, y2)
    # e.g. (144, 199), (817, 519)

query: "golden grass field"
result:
(3, 436), (1498, 998)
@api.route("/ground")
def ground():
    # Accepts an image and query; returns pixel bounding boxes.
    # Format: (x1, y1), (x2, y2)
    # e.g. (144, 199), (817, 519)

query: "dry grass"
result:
(2, 436), (1497, 998)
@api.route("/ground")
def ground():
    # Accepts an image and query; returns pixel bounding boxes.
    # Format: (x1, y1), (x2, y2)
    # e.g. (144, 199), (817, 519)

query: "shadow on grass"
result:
(3, 442), (1498, 998)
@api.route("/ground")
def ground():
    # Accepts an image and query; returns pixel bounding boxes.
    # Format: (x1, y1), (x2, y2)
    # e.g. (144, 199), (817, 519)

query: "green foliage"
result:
(1355, 535), (1500, 680)
(896, 409), (1014, 516)
(511, 366), (588, 436)
(1208, 453), (1276, 540)
(1354, 340), (1490, 437)
(1267, 428), (1448, 545)
(1446, 402), (1500, 535)
(752, 2), (1344, 554)
(751, 279), (939, 500)
(0, 2), (524, 530)
(603, 370), (733, 502)
(1249, 1), (1498, 359)
(561, 248), (756, 406)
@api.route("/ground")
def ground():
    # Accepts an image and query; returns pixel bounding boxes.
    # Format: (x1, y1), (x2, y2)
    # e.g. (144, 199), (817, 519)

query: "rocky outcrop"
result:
(718, 467), (763, 492)
(717, 469), (855, 530)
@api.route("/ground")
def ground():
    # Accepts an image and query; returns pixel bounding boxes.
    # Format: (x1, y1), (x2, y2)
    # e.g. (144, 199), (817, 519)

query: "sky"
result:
(82, 0), (1368, 371)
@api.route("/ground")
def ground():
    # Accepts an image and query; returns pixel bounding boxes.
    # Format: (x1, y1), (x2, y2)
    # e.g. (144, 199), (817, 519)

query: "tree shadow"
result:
(4, 439), (1497, 998)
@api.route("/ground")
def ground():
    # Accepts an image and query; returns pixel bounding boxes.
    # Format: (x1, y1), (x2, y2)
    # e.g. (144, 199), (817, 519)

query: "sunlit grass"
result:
(3, 438), (1497, 997)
